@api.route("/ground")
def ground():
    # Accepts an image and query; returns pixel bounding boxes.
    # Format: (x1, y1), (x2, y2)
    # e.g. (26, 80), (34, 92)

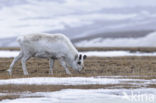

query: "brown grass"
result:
(0, 95), (19, 101)
(1, 56), (156, 78)
(0, 84), (140, 93)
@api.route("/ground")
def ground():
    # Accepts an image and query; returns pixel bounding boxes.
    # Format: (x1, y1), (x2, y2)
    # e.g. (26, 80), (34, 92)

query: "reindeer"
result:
(7, 33), (87, 75)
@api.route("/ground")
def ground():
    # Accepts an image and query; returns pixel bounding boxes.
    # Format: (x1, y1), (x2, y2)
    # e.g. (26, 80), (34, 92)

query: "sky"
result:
(0, 0), (156, 39)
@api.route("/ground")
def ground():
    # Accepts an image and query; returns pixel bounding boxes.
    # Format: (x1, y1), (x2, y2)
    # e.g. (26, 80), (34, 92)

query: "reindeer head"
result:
(73, 53), (87, 72)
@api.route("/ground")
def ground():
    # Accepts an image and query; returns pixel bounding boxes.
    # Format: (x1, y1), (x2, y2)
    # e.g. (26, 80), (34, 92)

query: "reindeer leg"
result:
(21, 54), (31, 75)
(7, 51), (23, 75)
(49, 58), (54, 75)
(59, 58), (71, 75)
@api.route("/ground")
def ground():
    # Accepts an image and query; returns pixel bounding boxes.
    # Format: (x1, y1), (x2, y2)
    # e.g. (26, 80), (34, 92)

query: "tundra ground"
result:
(0, 56), (156, 78)
(0, 47), (156, 100)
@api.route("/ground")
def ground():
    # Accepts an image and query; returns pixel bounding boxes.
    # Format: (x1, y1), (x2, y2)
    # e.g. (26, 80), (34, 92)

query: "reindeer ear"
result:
(83, 55), (87, 59)
(79, 54), (82, 60)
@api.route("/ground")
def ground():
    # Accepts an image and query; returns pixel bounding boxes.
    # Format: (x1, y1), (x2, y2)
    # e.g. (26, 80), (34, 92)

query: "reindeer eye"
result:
(77, 61), (81, 65)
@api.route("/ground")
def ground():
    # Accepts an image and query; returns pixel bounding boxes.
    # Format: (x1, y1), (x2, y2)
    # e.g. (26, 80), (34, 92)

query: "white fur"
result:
(7, 33), (86, 75)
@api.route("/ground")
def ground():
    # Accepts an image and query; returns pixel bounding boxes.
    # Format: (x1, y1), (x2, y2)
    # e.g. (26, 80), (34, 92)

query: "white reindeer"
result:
(7, 33), (87, 75)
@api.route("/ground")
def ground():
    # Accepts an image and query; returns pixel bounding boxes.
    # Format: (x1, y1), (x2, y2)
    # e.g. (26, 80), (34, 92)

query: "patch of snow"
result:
(1, 50), (156, 58)
(0, 77), (154, 86)
(0, 77), (119, 85)
(81, 51), (156, 57)
(0, 51), (19, 58)
(1, 88), (156, 103)
(0, 76), (156, 103)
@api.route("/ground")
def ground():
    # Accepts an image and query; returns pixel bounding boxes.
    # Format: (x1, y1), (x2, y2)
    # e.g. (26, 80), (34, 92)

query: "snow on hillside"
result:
(76, 31), (156, 47)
